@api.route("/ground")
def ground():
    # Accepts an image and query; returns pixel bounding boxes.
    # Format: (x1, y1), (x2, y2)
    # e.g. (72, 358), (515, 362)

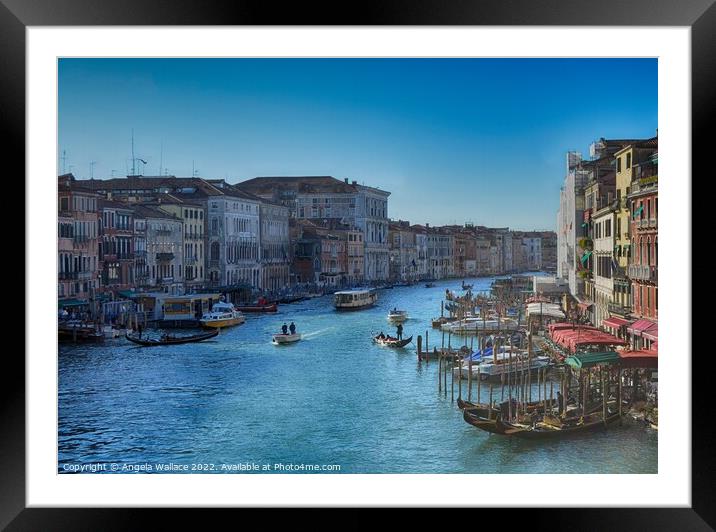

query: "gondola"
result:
(234, 303), (278, 313)
(496, 411), (624, 439)
(125, 329), (219, 346)
(372, 334), (412, 348)
(463, 402), (623, 439)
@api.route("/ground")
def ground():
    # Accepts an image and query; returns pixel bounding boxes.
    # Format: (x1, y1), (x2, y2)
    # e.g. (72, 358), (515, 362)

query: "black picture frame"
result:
(5, 0), (709, 527)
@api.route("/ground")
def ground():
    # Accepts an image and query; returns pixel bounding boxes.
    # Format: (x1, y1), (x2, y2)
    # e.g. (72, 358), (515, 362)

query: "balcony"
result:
(628, 264), (657, 282)
(608, 302), (632, 316)
(156, 252), (175, 262)
(185, 232), (206, 240)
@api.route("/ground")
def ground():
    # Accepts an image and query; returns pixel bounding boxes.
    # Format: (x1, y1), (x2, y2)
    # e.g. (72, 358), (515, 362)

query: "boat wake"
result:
(301, 327), (336, 340)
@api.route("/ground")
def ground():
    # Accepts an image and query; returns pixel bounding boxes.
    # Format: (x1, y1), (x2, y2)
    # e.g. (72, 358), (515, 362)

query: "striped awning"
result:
(603, 316), (633, 329)
(627, 319), (657, 336)
(642, 324), (658, 342)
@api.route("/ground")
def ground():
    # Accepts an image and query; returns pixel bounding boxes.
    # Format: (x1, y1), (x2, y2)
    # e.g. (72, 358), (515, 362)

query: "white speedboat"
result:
(199, 302), (246, 328)
(455, 354), (552, 381)
(387, 309), (408, 322)
(440, 317), (519, 334)
(272, 333), (302, 345)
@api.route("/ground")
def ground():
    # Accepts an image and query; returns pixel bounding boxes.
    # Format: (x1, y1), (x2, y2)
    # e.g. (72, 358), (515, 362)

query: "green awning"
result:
(633, 205), (644, 219)
(565, 351), (621, 369)
(580, 251), (592, 265)
(58, 298), (88, 308)
(117, 290), (139, 299)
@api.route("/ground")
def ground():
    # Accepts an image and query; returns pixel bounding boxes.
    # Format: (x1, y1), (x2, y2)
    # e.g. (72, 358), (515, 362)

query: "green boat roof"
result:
(565, 351), (621, 369)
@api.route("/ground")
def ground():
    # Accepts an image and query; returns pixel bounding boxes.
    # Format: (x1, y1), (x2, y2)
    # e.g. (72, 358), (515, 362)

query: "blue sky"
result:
(58, 58), (657, 230)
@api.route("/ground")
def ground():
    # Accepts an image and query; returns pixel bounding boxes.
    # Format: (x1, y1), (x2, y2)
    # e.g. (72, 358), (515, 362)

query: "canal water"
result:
(58, 275), (657, 474)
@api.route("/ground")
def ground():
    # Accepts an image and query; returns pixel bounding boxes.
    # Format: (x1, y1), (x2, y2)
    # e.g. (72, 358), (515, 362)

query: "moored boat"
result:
(125, 328), (219, 346)
(272, 332), (302, 345)
(199, 302), (246, 328)
(235, 303), (278, 313)
(334, 289), (378, 311)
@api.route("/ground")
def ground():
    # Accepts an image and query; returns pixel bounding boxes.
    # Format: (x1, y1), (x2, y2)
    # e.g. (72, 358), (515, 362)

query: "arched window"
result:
(210, 242), (220, 261)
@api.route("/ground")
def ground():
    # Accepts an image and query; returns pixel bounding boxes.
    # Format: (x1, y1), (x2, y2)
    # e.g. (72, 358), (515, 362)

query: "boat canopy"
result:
(564, 351), (621, 369)
(526, 302), (565, 319)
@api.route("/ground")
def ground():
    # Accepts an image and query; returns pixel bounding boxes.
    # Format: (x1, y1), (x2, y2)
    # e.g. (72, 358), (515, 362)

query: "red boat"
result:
(234, 303), (278, 313)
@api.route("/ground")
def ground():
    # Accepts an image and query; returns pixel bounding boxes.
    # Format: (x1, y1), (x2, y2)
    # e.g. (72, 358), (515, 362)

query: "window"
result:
(626, 152), (632, 169)
(617, 157), (622, 173)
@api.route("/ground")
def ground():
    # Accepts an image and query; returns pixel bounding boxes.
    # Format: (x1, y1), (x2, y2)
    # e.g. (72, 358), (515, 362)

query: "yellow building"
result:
(613, 145), (633, 314)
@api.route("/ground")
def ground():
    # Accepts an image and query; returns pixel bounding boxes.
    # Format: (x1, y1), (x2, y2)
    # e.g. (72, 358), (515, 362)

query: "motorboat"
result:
(440, 317), (519, 334)
(272, 332), (302, 345)
(387, 309), (408, 322)
(200, 302), (246, 328)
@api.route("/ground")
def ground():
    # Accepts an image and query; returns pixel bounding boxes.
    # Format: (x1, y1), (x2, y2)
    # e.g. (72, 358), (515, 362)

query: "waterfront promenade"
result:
(58, 276), (657, 474)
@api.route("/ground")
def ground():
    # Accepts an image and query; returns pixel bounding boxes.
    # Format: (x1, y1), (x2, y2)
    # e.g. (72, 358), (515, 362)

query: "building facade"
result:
(628, 151), (658, 321)
(258, 201), (291, 290)
(238, 176), (390, 281)
(98, 200), (135, 292)
(57, 175), (100, 305)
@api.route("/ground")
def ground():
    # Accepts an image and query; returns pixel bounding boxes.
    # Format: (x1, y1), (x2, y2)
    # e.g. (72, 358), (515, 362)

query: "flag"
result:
(633, 205), (644, 219)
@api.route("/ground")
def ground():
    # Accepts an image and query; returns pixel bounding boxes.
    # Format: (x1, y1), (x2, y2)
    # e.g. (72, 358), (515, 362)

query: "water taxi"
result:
(387, 309), (408, 322)
(199, 302), (246, 328)
(334, 289), (378, 311)
(272, 332), (302, 345)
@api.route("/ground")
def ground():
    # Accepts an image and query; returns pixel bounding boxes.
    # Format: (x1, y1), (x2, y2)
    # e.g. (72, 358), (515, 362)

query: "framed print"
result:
(4, 0), (712, 527)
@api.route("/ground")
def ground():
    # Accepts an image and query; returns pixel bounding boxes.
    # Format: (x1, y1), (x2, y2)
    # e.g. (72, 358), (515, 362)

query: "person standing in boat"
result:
(282, 323), (288, 335)
(137, 322), (143, 339)
(289, 322), (296, 335)
(396, 323), (403, 340)
(557, 391), (564, 415)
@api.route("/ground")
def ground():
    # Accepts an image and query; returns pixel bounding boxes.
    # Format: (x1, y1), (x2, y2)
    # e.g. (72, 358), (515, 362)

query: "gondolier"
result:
(396, 323), (403, 340)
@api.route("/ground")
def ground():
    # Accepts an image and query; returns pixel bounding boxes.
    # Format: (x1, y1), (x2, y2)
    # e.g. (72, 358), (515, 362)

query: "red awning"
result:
(627, 319), (657, 336)
(642, 324), (658, 342)
(618, 349), (658, 368)
(549, 324), (627, 352)
(603, 316), (633, 329)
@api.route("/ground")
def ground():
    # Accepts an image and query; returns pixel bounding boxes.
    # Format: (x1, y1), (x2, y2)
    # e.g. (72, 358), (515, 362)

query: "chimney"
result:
(344, 178), (348, 184)
(352, 180), (357, 186)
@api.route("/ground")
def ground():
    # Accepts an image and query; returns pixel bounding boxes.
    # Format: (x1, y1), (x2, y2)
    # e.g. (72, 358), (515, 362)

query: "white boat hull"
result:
(272, 333), (301, 345)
